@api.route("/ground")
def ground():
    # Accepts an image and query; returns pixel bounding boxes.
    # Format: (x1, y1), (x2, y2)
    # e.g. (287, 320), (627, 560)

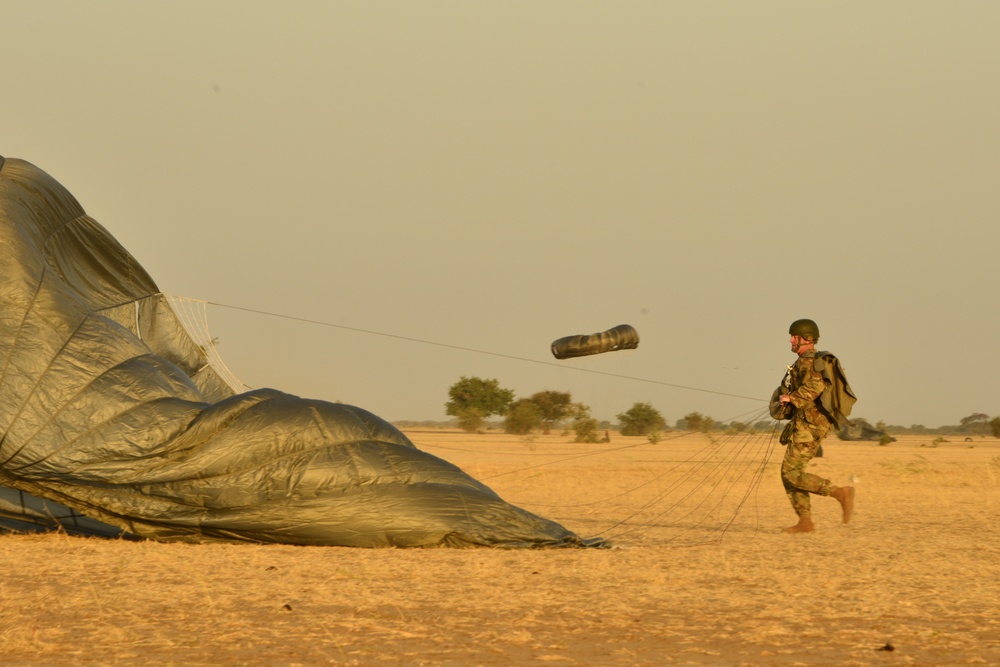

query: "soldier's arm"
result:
(789, 366), (826, 408)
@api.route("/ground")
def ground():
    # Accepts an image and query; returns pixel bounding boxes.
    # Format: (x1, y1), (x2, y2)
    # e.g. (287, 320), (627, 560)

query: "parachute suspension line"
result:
(527, 405), (774, 510)
(601, 413), (774, 540)
(480, 437), (670, 482)
(495, 405), (779, 547)
(593, 406), (779, 545)
(480, 404), (773, 484)
(726, 420), (783, 538)
(204, 301), (765, 403)
(165, 296), (249, 394)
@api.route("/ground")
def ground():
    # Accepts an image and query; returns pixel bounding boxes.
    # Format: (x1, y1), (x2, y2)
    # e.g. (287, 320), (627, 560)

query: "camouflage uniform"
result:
(780, 350), (834, 518)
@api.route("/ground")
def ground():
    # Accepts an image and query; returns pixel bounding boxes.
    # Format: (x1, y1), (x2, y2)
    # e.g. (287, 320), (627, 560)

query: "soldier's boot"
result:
(782, 515), (815, 533)
(830, 486), (855, 524)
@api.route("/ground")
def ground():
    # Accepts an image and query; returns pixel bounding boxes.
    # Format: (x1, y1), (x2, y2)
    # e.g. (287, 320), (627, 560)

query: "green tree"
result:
(678, 412), (715, 433)
(570, 402), (601, 443)
(990, 416), (1000, 438)
(617, 402), (666, 437)
(445, 376), (515, 433)
(681, 412), (705, 432)
(527, 390), (573, 435)
(503, 398), (543, 435)
(960, 413), (990, 435)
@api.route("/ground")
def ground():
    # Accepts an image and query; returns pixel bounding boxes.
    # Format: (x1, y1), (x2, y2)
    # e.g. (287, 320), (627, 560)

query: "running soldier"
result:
(774, 319), (855, 533)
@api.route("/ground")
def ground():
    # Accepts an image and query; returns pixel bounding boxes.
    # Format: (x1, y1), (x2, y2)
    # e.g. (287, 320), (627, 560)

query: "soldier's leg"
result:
(782, 435), (855, 525)
(781, 458), (812, 516)
(780, 440), (813, 531)
(780, 435), (828, 532)
(781, 436), (832, 496)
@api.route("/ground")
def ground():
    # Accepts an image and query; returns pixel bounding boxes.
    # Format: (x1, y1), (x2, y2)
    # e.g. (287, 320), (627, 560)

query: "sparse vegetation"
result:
(960, 412), (990, 435)
(570, 403), (601, 443)
(879, 413), (1000, 437)
(445, 376), (515, 433)
(921, 436), (947, 448)
(879, 454), (936, 475)
(525, 390), (573, 435)
(503, 398), (543, 435)
(440, 380), (1000, 443)
(616, 402), (667, 437)
(678, 411), (716, 433)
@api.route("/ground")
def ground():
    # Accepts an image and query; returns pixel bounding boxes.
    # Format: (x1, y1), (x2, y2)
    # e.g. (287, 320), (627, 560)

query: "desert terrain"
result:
(1, 429), (998, 666)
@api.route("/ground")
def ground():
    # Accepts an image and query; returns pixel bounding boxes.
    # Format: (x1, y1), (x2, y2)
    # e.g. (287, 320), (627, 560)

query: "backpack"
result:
(813, 351), (857, 429)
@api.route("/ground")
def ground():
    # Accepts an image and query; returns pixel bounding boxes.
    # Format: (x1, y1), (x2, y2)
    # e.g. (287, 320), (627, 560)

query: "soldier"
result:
(775, 319), (855, 533)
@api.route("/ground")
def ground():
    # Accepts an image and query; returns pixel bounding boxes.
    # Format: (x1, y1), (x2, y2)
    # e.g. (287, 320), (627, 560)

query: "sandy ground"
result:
(1, 430), (998, 666)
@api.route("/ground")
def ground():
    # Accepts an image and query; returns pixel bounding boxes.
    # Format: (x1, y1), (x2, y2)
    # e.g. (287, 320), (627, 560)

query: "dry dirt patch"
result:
(1, 431), (998, 666)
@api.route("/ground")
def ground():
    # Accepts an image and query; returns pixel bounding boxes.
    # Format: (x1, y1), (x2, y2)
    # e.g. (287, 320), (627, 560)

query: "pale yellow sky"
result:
(5, 2), (999, 426)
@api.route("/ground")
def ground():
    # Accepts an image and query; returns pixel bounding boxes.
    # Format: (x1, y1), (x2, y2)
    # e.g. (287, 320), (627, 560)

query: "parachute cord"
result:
(474, 404), (771, 484)
(205, 301), (765, 403)
(600, 418), (775, 542)
(488, 406), (780, 547)
(524, 417), (766, 510)
(595, 413), (781, 546)
(599, 411), (769, 532)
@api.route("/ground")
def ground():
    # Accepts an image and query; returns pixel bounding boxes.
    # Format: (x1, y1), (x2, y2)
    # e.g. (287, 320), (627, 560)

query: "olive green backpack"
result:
(769, 351), (857, 429)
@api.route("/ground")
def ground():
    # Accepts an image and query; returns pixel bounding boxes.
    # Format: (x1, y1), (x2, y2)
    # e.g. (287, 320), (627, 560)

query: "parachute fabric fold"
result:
(551, 324), (639, 360)
(0, 156), (602, 548)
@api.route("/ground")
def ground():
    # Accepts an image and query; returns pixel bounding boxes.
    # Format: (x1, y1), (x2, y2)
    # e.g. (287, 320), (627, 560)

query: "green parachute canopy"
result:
(0, 156), (602, 548)
(551, 324), (639, 360)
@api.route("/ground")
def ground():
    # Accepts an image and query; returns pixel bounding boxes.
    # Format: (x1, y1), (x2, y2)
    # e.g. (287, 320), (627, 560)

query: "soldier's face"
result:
(789, 335), (814, 354)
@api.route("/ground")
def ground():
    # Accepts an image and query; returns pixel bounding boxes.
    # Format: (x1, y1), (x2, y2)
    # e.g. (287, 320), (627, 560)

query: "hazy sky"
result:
(5, 2), (998, 427)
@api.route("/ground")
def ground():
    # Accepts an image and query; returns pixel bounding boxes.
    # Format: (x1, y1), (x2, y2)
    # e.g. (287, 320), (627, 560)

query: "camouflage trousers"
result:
(780, 434), (833, 517)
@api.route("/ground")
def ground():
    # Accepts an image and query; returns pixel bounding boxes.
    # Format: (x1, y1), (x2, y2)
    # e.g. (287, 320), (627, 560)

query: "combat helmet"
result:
(788, 318), (820, 341)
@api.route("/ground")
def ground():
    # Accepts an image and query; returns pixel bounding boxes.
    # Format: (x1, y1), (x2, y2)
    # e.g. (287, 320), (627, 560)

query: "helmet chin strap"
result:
(792, 338), (816, 354)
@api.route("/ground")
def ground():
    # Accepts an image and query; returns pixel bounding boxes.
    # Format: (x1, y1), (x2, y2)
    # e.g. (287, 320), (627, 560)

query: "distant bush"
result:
(617, 402), (667, 437)
(921, 436), (947, 448)
(570, 403), (602, 443)
(445, 376), (515, 433)
(503, 399), (543, 435)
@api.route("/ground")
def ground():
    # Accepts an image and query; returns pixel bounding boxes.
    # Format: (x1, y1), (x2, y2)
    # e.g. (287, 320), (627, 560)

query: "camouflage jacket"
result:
(784, 350), (832, 439)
